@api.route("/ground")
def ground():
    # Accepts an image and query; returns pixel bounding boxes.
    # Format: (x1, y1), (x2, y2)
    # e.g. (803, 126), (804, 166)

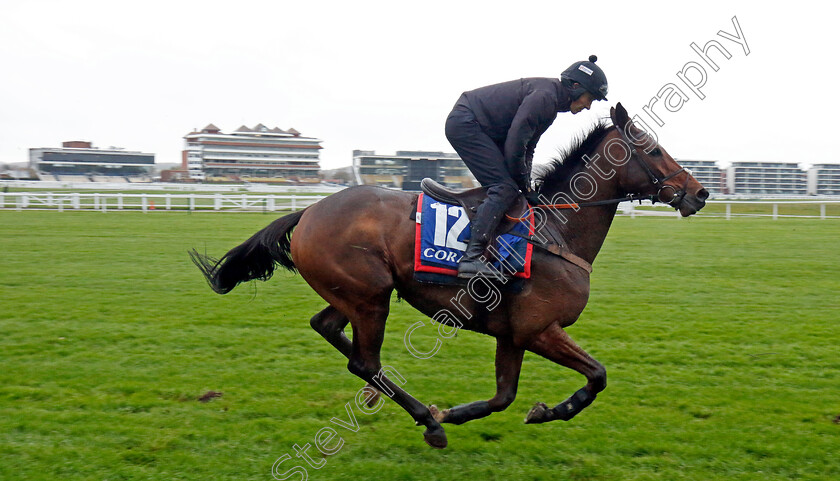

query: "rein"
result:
(540, 192), (658, 210)
(506, 193), (657, 222)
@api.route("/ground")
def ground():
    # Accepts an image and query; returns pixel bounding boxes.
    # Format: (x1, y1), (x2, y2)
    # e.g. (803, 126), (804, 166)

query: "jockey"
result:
(445, 55), (609, 278)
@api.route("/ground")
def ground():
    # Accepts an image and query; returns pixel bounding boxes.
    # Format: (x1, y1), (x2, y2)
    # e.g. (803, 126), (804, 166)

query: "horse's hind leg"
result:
(309, 306), (380, 407)
(310, 298), (446, 447)
(431, 336), (524, 425)
(310, 306), (351, 356)
(523, 322), (607, 424)
(342, 301), (448, 448)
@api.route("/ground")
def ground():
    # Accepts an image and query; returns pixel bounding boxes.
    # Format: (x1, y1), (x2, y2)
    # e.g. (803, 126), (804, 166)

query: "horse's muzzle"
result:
(677, 188), (708, 217)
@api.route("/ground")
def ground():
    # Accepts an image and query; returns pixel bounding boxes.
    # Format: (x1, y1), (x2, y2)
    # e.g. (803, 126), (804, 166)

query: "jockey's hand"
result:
(524, 190), (542, 206)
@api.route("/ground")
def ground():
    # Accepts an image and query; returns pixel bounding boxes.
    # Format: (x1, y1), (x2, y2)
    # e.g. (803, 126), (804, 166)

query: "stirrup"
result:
(457, 258), (502, 279)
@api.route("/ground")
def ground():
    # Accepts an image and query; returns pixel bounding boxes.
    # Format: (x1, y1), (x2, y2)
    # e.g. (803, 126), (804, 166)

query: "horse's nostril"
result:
(696, 189), (709, 201)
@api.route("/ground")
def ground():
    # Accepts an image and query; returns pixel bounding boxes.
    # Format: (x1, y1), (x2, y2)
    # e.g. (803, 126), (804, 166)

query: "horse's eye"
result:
(648, 147), (662, 156)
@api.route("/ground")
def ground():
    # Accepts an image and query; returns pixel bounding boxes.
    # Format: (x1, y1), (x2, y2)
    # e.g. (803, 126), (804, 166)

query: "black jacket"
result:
(455, 78), (572, 187)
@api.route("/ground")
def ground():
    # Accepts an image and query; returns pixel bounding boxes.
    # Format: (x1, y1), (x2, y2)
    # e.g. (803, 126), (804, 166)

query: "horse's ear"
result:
(613, 102), (631, 130)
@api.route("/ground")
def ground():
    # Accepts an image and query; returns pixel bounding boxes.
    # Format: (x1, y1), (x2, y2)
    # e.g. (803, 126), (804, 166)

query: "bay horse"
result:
(190, 104), (708, 449)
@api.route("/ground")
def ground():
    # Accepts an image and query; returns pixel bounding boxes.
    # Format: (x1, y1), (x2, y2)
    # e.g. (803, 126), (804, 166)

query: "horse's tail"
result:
(189, 208), (306, 294)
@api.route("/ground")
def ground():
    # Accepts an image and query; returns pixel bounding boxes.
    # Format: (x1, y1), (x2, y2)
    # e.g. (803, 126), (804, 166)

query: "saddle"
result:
(420, 178), (529, 236)
(419, 178), (593, 274)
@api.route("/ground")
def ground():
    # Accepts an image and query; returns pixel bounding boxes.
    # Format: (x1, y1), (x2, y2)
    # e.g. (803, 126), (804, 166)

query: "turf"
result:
(1, 210), (838, 480)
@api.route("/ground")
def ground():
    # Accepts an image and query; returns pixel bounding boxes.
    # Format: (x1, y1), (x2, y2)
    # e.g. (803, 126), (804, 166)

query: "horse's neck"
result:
(558, 201), (619, 264)
(545, 144), (624, 264)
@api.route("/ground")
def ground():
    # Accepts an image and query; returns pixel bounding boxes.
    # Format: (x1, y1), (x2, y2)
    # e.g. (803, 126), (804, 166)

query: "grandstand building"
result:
(183, 124), (322, 183)
(29, 141), (154, 183)
(674, 159), (724, 194)
(353, 150), (476, 190)
(807, 164), (840, 195)
(725, 161), (807, 195)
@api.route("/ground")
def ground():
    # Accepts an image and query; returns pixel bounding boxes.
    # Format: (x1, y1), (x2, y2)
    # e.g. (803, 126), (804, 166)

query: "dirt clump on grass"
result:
(198, 391), (223, 402)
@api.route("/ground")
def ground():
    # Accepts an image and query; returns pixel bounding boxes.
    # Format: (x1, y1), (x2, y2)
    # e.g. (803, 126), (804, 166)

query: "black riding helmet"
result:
(561, 55), (608, 101)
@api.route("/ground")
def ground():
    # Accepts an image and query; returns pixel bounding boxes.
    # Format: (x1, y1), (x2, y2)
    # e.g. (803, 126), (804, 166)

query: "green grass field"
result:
(1, 210), (838, 480)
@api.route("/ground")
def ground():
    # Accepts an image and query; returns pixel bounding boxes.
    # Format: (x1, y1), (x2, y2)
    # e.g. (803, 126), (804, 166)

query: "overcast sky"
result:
(1, 0), (837, 170)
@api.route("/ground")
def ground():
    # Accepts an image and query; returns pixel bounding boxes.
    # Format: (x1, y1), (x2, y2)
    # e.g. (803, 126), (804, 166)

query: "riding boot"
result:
(457, 199), (506, 279)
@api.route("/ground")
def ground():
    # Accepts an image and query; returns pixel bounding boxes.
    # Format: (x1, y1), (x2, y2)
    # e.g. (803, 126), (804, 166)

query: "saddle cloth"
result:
(414, 193), (533, 280)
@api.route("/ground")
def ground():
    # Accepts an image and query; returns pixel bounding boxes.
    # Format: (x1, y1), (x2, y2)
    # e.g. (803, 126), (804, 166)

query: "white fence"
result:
(0, 192), (325, 212)
(2, 192), (839, 219)
(0, 179), (346, 194)
(622, 200), (840, 219)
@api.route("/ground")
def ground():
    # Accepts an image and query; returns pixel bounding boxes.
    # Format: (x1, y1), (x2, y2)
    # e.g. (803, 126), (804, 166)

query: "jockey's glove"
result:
(524, 190), (542, 206)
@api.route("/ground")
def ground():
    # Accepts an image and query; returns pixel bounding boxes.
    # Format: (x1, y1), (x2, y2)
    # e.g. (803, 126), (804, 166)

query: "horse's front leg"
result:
(523, 322), (606, 424)
(431, 336), (524, 425)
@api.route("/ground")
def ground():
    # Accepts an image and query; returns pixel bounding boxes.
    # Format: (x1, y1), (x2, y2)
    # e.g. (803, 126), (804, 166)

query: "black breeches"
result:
(445, 107), (521, 212)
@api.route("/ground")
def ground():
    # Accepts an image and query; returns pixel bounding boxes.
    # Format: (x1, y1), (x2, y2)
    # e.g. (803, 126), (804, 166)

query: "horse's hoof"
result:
(363, 383), (381, 408)
(524, 402), (549, 424)
(423, 426), (448, 449)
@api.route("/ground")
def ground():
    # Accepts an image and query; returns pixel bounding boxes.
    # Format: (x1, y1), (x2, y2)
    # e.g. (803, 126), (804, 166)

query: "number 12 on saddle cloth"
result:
(414, 193), (533, 279)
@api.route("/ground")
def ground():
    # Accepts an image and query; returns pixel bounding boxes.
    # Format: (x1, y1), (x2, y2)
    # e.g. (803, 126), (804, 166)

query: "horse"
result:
(190, 103), (708, 449)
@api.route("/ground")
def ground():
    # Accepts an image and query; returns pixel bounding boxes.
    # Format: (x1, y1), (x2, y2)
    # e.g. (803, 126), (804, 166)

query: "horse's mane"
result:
(534, 120), (614, 192)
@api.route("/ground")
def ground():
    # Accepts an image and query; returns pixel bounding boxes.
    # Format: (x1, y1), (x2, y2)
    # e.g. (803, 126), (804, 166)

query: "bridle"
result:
(629, 147), (693, 209)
